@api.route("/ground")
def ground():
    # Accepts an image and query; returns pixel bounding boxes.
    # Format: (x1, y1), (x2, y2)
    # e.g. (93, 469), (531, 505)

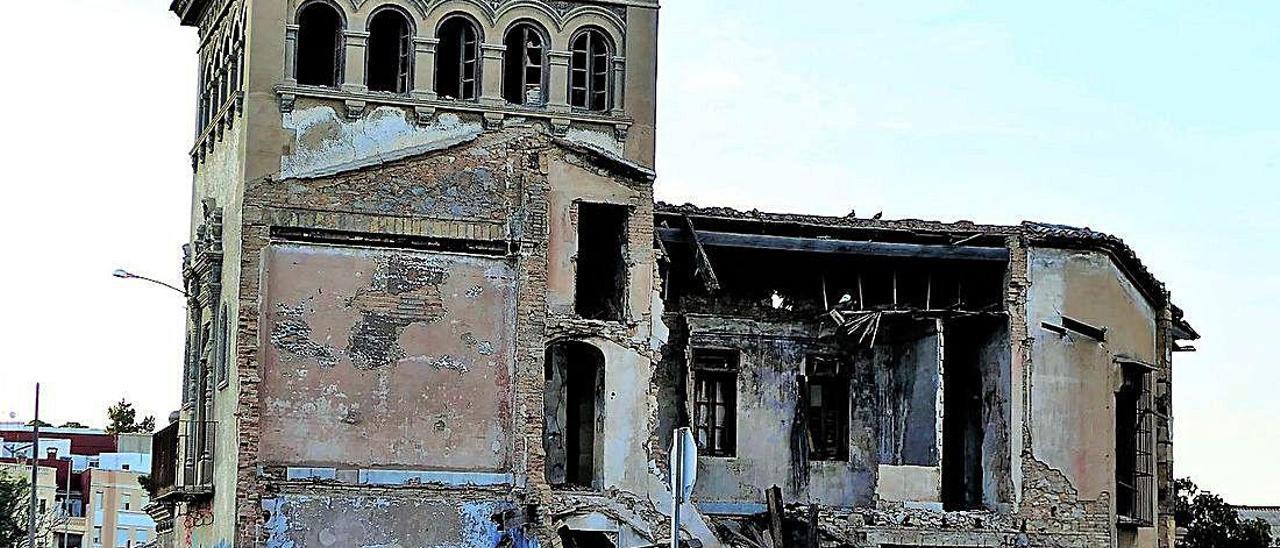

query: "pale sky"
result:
(0, 1), (1276, 504)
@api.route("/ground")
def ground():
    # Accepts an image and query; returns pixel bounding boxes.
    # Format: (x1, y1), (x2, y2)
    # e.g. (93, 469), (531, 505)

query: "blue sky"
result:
(657, 0), (1279, 503)
(0, 0), (1275, 504)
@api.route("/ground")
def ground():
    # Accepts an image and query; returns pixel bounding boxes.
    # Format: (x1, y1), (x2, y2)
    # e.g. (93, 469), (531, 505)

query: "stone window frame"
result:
(568, 26), (614, 113)
(293, 0), (347, 88)
(502, 20), (551, 106)
(365, 4), (416, 94)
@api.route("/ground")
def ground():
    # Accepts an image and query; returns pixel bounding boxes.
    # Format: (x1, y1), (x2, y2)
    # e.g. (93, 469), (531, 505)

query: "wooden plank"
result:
(766, 486), (785, 548)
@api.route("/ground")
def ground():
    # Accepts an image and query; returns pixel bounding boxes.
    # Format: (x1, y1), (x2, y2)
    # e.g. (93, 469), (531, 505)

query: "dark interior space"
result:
(575, 203), (629, 320)
(365, 9), (411, 93)
(295, 3), (342, 86)
(435, 17), (478, 100)
(804, 355), (849, 461)
(942, 318), (993, 510)
(544, 340), (605, 488)
(658, 229), (1006, 320)
(559, 529), (616, 548)
(503, 24), (545, 105)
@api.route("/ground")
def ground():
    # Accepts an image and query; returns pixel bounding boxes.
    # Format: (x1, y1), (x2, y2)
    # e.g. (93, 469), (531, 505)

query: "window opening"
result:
(436, 17), (479, 100)
(1116, 364), (1154, 523)
(804, 356), (849, 461)
(692, 350), (737, 457)
(366, 9), (412, 93)
(574, 203), (628, 320)
(296, 2), (343, 86)
(503, 24), (547, 105)
(570, 29), (612, 112)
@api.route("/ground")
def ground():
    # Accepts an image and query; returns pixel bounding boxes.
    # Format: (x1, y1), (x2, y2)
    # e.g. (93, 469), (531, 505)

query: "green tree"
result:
(0, 470), (26, 548)
(58, 421), (87, 429)
(105, 399), (156, 434)
(1176, 478), (1272, 548)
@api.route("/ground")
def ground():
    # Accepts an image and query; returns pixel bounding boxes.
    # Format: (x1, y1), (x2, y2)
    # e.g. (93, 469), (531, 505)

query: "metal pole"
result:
(670, 435), (681, 548)
(29, 383), (40, 548)
(62, 459), (70, 548)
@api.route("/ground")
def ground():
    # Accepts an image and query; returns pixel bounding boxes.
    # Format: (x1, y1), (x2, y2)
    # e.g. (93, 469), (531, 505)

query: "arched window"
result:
(569, 28), (612, 112)
(296, 2), (343, 87)
(435, 16), (480, 101)
(503, 23), (548, 106)
(366, 8), (413, 93)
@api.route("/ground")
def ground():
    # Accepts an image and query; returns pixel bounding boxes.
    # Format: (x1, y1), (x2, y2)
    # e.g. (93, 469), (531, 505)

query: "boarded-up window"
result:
(692, 350), (737, 457)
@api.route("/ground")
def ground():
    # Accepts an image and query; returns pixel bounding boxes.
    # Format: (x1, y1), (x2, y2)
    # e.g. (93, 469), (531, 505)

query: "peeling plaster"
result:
(281, 106), (483, 179)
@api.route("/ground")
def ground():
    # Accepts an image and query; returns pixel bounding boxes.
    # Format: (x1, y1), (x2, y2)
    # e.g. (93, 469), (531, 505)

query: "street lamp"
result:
(112, 269), (187, 297)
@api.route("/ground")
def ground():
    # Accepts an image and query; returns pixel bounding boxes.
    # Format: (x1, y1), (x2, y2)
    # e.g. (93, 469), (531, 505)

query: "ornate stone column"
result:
(341, 30), (370, 93)
(283, 24), (299, 85)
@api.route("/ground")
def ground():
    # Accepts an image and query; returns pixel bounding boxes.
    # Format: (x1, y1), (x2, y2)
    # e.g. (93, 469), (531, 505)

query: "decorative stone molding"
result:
(413, 105), (437, 125)
(279, 92), (297, 113)
(344, 99), (369, 120)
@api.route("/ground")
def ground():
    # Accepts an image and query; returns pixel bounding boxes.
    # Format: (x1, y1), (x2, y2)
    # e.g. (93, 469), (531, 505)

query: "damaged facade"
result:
(147, 1), (1196, 547)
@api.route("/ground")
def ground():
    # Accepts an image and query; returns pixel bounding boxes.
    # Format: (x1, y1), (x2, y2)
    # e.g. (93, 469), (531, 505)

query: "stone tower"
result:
(152, 0), (667, 546)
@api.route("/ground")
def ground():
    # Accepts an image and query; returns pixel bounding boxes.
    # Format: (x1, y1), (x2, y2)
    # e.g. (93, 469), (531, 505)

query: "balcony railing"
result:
(151, 420), (216, 502)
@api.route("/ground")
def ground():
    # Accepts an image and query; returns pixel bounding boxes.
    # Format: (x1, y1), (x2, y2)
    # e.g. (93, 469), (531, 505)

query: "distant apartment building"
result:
(1, 425), (157, 547)
(0, 460), (59, 548)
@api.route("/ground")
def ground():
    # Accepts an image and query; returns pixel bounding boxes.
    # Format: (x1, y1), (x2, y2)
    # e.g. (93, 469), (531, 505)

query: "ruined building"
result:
(145, 1), (1197, 547)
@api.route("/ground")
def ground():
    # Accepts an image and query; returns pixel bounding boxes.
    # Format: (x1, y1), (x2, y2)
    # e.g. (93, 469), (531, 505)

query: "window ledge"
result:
(274, 84), (633, 139)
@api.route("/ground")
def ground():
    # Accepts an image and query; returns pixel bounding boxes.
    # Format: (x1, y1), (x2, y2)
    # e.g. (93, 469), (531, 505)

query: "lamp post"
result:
(112, 269), (187, 297)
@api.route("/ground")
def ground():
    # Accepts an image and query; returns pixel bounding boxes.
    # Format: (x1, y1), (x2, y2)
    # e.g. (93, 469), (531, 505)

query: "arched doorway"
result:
(544, 340), (605, 488)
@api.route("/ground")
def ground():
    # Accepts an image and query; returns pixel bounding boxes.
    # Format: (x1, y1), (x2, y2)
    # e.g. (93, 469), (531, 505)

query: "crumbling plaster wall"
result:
(262, 492), (535, 548)
(230, 130), (558, 546)
(184, 54), (251, 548)
(681, 315), (879, 508)
(259, 243), (517, 470)
(1026, 246), (1157, 501)
(545, 156), (652, 319)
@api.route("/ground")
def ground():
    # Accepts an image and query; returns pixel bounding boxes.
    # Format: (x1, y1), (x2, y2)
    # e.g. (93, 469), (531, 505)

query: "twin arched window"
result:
(294, 6), (614, 113)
